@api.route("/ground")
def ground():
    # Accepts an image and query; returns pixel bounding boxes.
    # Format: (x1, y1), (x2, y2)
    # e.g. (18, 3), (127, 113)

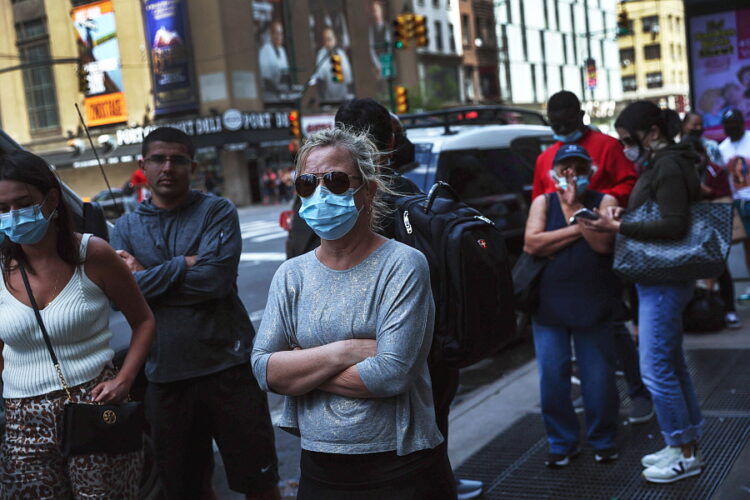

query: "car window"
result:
(403, 142), (437, 192)
(438, 147), (531, 202)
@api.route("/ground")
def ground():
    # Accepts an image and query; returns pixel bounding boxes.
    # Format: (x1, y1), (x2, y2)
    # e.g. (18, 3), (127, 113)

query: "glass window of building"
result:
(644, 44), (661, 60)
(15, 18), (60, 131)
(448, 23), (456, 52)
(435, 20), (443, 51)
(622, 75), (637, 92)
(620, 47), (635, 66)
(462, 14), (470, 47)
(642, 16), (659, 35)
(646, 72), (663, 88)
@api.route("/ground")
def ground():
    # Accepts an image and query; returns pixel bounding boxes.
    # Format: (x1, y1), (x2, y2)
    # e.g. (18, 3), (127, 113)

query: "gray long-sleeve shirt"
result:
(251, 239), (443, 456)
(110, 191), (253, 383)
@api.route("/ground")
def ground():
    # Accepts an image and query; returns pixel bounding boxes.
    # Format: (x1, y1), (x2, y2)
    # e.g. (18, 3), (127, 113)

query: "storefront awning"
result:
(41, 143), (143, 169)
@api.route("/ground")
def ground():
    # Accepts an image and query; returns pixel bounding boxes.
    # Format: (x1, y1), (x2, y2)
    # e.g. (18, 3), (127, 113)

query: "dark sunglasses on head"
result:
(144, 155), (192, 167)
(295, 171), (363, 197)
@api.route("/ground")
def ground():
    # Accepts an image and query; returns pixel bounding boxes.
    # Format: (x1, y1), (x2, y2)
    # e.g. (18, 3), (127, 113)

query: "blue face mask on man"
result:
(550, 166), (596, 193)
(298, 184), (364, 240)
(552, 129), (584, 144)
(0, 195), (56, 245)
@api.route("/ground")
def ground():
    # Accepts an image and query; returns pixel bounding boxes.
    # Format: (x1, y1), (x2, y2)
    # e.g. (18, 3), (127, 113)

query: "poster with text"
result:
(308, 0), (355, 102)
(689, 7), (750, 141)
(143, 0), (198, 115)
(254, 0), (292, 103)
(71, 0), (127, 127)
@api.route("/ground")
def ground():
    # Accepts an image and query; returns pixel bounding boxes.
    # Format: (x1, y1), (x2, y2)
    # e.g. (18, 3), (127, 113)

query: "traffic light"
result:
(616, 11), (631, 37)
(77, 60), (90, 94)
(395, 85), (409, 114)
(393, 14), (408, 49)
(330, 52), (345, 83)
(404, 13), (415, 41)
(289, 110), (301, 138)
(586, 58), (597, 90)
(414, 15), (429, 47)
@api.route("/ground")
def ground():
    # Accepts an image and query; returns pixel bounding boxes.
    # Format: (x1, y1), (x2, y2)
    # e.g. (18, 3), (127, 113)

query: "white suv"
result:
(400, 107), (553, 255)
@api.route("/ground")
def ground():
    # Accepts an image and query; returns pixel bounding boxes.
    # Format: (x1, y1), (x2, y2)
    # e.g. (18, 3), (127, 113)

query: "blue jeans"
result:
(614, 322), (650, 400)
(637, 282), (704, 446)
(532, 321), (619, 454)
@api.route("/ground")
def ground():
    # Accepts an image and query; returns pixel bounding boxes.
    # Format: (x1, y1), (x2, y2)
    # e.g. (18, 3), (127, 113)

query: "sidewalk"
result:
(448, 302), (750, 499)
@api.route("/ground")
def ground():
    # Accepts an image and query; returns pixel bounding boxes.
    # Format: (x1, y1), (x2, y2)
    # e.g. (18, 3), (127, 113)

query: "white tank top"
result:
(0, 234), (114, 398)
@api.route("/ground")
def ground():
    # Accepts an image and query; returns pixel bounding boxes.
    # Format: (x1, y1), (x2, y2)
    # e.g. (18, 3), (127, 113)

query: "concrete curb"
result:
(448, 359), (540, 468)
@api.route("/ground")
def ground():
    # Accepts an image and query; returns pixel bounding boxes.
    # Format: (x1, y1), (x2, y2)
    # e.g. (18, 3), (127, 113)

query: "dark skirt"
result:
(297, 445), (457, 500)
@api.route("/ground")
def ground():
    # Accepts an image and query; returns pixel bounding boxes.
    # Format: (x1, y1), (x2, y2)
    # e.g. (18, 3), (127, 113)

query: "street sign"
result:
(380, 53), (394, 78)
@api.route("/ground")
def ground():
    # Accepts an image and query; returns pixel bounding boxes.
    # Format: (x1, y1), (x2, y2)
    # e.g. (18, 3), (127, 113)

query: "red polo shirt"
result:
(532, 129), (637, 207)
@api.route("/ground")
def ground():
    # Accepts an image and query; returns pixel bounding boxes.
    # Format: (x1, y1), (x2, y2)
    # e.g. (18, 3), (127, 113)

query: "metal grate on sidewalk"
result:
(455, 349), (750, 499)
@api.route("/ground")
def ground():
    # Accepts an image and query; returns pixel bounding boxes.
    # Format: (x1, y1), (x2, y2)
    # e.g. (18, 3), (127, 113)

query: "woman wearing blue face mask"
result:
(0, 151), (155, 498)
(251, 127), (454, 499)
(581, 101), (704, 484)
(524, 143), (622, 469)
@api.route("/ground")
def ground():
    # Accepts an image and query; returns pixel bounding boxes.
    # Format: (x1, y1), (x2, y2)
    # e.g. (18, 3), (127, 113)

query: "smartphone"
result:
(573, 207), (599, 221)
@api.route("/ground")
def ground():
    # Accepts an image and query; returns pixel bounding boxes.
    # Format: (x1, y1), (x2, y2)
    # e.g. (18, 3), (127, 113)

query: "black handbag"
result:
(512, 252), (549, 313)
(19, 263), (144, 457)
(613, 201), (732, 284)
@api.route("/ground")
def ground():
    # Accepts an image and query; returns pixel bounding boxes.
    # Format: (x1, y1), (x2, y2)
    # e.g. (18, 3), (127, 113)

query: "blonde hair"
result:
(295, 126), (397, 232)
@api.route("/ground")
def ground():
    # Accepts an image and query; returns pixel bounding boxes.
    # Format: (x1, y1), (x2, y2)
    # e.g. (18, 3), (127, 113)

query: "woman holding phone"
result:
(581, 101), (704, 484)
(523, 143), (621, 469)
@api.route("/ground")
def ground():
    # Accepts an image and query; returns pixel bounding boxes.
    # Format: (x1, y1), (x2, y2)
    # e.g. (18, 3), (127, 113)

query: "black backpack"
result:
(392, 182), (517, 368)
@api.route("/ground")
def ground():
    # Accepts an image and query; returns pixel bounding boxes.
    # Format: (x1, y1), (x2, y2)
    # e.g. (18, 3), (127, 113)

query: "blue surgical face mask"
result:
(552, 129), (584, 144)
(550, 166), (596, 193)
(298, 184), (364, 240)
(0, 195), (56, 245)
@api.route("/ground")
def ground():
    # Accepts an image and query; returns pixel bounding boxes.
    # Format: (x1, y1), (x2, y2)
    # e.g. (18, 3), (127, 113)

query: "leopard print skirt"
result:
(1, 365), (143, 499)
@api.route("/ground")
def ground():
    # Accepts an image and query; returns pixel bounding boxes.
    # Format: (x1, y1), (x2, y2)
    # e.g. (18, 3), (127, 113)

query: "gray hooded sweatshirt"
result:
(110, 191), (253, 383)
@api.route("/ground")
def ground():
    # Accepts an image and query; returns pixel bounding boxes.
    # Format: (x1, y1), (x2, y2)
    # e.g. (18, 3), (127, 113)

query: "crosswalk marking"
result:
(240, 221), (287, 242)
(240, 252), (286, 262)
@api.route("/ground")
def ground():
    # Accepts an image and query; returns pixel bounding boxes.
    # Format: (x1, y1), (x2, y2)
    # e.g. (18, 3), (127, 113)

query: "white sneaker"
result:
(725, 312), (742, 329)
(642, 454), (702, 483)
(456, 478), (483, 500)
(641, 445), (678, 468)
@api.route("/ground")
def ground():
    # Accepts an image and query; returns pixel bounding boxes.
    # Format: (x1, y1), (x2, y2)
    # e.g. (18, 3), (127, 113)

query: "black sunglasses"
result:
(295, 171), (362, 197)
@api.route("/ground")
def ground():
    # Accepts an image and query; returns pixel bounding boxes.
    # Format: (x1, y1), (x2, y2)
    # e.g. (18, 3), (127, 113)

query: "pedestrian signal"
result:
(395, 86), (409, 114)
(414, 15), (429, 47)
(393, 15), (408, 49)
(330, 53), (345, 83)
(289, 110), (301, 138)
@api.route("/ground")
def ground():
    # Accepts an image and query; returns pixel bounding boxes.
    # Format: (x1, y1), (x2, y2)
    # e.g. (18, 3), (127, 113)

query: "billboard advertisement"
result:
(308, 0), (355, 102)
(689, 7), (750, 140)
(143, 0), (198, 115)
(254, 0), (293, 103)
(71, 0), (127, 127)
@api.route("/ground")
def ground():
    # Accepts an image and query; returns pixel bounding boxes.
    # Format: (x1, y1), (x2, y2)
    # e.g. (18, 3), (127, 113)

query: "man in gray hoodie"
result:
(111, 127), (280, 500)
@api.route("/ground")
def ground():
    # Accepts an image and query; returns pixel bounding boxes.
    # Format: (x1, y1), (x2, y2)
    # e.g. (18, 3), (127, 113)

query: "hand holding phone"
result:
(573, 207), (599, 221)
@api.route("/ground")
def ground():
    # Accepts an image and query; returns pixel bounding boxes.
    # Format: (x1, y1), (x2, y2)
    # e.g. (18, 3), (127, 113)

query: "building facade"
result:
(0, 0), (448, 205)
(458, 0), (501, 103)
(616, 0), (690, 112)
(494, 0), (623, 123)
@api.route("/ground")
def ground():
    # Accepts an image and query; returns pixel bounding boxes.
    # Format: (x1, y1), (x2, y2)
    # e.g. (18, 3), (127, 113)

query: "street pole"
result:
(583, 0), (593, 102)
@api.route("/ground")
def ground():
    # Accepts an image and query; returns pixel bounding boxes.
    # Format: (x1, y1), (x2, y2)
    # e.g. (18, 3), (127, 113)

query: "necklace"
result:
(43, 274), (61, 309)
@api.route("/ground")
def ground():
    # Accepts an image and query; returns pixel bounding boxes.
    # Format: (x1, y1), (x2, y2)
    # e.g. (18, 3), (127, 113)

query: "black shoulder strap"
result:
(19, 263), (59, 365)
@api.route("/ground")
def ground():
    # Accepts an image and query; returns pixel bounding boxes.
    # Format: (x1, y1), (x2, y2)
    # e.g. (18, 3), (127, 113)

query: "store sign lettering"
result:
(115, 109), (287, 146)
